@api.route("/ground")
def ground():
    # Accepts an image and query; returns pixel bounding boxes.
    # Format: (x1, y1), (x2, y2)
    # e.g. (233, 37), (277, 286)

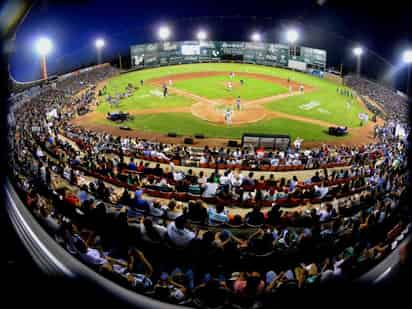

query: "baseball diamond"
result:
(72, 63), (375, 146)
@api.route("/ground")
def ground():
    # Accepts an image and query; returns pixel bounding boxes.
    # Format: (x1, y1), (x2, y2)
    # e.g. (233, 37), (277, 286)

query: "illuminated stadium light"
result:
(95, 38), (105, 49)
(402, 49), (412, 64)
(353, 46), (364, 56)
(197, 30), (207, 41)
(403, 49), (412, 96)
(158, 26), (171, 40)
(286, 29), (299, 44)
(251, 32), (261, 42)
(35, 37), (53, 56)
(353, 46), (364, 77)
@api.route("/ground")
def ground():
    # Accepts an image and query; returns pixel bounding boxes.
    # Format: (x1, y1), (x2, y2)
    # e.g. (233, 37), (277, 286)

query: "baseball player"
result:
(140, 79), (144, 87)
(236, 96), (241, 111)
(224, 108), (232, 126)
(163, 83), (168, 97)
(227, 81), (233, 92)
(300, 85), (304, 93)
(293, 137), (303, 152)
(168, 79), (173, 86)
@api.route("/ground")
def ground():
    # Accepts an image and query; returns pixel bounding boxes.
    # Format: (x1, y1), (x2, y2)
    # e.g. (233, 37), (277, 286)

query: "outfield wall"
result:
(130, 40), (327, 72)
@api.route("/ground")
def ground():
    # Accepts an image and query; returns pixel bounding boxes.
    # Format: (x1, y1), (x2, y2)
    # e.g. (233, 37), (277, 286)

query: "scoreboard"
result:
(131, 40), (327, 72)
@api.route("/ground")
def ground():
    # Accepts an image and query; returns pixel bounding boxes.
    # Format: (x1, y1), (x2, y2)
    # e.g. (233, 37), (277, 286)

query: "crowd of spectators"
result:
(7, 65), (411, 308)
(345, 75), (409, 123)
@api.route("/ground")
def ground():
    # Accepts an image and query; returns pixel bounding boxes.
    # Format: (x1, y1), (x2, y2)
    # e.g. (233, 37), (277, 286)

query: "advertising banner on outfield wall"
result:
(288, 60), (307, 71)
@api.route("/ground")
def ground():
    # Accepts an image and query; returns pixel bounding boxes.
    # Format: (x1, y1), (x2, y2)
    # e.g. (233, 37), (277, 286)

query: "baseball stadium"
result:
(1, 1), (411, 309)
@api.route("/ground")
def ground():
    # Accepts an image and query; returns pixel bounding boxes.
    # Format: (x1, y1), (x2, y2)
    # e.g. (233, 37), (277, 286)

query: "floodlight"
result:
(286, 29), (299, 44)
(251, 32), (261, 42)
(402, 50), (412, 64)
(35, 37), (52, 56)
(197, 30), (207, 41)
(158, 26), (171, 40)
(95, 38), (105, 49)
(353, 46), (364, 56)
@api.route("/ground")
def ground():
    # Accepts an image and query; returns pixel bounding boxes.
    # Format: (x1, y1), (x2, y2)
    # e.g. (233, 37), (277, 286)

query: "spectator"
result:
(166, 216), (197, 248)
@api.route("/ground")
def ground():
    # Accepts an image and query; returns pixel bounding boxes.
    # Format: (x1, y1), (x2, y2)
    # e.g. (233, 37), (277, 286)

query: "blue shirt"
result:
(128, 162), (137, 170)
(207, 208), (229, 224)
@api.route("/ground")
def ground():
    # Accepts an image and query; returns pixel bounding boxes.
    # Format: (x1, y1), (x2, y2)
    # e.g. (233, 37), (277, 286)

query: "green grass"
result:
(265, 89), (367, 127)
(98, 63), (371, 139)
(173, 75), (287, 100)
(96, 84), (193, 114)
(97, 113), (346, 142)
(108, 63), (331, 88)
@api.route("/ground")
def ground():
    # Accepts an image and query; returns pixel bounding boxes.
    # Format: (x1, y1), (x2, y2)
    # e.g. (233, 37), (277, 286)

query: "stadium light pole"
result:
(95, 38), (105, 65)
(353, 46), (364, 77)
(196, 30), (207, 42)
(251, 32), (261, 42)
(158, 25), (171, 42)
(286, 29), (299, 58)
(35, 37), (52, 80)
(402, 49), (412, 96)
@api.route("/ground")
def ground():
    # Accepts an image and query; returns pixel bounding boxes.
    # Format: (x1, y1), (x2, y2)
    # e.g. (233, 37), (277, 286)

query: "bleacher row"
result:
(37, 135), (374, 210)
(63, 132), (355, 172)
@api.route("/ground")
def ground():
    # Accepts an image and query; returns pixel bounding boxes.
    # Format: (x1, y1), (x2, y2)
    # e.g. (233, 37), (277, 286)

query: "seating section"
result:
(8, 65), (411, 308)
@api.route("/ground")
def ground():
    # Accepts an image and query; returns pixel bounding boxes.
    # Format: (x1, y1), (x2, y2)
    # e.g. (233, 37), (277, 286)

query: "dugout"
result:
(241, 133), (290, 151)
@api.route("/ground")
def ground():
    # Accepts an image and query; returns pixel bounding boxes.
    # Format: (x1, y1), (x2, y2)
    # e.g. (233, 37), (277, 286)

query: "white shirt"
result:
(167, 222), (195, 247)
(315, 185), (329, 199)
(202, 182), (218, 197)
(81, 248), (107, 265)
(219, 175), (230, 185)
(319, 209), (331, 222)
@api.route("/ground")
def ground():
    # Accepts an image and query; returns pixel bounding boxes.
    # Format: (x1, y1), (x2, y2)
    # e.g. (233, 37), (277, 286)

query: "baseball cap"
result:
(229, 272), (240, 281)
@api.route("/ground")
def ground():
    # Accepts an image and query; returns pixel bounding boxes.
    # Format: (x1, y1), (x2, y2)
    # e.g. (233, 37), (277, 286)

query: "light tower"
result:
(35, 37), (52, 79)
(197, 30), (207, 41)
(402, 49), (412, 96)
(353, 46), (364, 77)
(251, 32), (261, 42)
(286, 29), (299, 58)
(95, 38), (105, 65)
(158, 25), (171, 42)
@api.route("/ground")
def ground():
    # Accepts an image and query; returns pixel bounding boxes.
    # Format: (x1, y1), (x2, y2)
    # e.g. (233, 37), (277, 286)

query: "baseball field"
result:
(73, 63), (375, 145)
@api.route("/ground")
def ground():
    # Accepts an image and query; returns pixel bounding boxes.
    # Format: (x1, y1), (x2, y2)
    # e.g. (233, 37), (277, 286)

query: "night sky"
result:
(9, 0), (412, 91)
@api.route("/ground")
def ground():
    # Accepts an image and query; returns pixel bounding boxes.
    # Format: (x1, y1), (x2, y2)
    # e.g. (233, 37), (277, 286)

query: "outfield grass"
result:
(96, 84), (193, 114)
(97, 113), (346, 141)
(264, 88), (367, 127)
(173, 75), (287, 100)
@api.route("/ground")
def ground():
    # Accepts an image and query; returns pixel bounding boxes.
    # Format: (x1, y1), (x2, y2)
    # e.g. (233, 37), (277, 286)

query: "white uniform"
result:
(224, 110), (232, 125)
(294, 138), (303, 151)
(227, 82), (233, 91)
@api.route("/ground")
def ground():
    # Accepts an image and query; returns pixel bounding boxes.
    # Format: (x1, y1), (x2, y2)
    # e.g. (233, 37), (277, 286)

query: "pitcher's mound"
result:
(191, 101), (268, 125)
